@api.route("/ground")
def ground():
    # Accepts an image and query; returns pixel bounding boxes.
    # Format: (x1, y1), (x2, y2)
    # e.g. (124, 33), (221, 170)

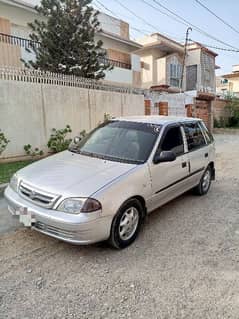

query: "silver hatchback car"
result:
(5, 116), (215, 249)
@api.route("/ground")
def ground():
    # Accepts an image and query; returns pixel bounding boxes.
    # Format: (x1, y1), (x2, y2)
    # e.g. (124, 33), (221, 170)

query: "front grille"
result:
(19, 182), (59, 208)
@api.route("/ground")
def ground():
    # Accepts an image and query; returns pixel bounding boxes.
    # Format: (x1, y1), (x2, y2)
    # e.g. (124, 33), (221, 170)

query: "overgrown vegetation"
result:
(226, 98), (239, 127)
(214, 117), (228, 128)
(104, 113), (111, 122)
(47, 125), (73, 153)
(24, 144), (44, 157)
(214, 97), (239, 128)
(0, 130), (10, 155)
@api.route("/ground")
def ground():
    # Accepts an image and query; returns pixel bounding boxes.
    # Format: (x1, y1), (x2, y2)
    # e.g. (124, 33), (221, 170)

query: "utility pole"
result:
(180, 27), (192, 91)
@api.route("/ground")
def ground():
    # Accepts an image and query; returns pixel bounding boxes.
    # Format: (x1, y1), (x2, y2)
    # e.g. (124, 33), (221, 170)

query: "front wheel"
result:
(108, 199), (144, 249)
(193, 166), (212, 196)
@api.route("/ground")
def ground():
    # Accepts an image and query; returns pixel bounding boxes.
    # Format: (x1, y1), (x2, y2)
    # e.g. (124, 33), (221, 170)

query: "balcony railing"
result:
(0, 32), (40, 49)
(0, 33), (132, 70)
(100, 57), (131, 70)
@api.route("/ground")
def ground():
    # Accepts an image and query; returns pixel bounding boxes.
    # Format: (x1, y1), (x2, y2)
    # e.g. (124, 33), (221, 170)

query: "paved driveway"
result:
(1, 134), (239, 319)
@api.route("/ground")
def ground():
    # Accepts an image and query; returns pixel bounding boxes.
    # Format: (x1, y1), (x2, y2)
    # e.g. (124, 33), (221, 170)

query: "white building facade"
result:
(0, 0), (142, 87)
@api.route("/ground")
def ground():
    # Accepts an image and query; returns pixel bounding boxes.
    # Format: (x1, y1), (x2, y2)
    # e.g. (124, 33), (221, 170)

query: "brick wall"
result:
(212, 99), (230, 122)
(194, 99), (212, 131)
(186, 104), (193, 117)
(158, 102), (168, 116)
(144, 94), (213, 132)
(144, 99), (151, 115)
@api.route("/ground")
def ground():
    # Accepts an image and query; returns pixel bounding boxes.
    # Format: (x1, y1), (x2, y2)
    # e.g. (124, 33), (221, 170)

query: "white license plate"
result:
(16, 207), (36, 227)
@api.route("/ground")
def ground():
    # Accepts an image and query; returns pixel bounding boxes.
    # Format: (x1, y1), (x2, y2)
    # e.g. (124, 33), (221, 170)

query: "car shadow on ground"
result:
(1, 187), (215, 266)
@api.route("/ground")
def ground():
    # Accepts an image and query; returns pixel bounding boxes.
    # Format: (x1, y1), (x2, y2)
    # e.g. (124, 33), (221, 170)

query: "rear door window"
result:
(183, 122), (206, 151)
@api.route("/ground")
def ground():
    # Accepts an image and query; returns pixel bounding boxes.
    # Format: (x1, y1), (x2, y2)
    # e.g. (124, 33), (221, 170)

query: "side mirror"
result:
(153, 151), (176, 164)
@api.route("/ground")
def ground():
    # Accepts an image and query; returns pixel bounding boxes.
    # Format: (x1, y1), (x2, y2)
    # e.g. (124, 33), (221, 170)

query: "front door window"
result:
(160, 126), (184, 156)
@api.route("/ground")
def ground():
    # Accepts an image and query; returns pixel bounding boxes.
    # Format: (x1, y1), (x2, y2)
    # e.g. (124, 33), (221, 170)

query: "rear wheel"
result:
(193, 166), (212, 195)
(108, 199), (144, 249)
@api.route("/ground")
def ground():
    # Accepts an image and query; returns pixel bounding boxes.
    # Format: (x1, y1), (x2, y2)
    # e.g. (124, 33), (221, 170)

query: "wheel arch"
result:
(130, 195), (147, 217)
(116, 195), (147, 219)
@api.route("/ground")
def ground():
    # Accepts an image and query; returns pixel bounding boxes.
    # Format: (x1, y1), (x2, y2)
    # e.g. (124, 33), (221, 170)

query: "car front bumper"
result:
(4, 186), (112, 245)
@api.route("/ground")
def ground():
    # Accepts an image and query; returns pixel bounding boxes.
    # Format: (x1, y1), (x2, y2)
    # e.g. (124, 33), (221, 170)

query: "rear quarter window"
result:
(198, 121), (214, 144)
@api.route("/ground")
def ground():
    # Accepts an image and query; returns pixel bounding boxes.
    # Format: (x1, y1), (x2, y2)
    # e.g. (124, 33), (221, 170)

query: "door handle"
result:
(205, 153), (208, 158)
(182, 162), (187, 168)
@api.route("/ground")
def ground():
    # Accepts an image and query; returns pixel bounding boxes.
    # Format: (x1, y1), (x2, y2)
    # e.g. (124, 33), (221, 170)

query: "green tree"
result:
(26, 0), (112, 79)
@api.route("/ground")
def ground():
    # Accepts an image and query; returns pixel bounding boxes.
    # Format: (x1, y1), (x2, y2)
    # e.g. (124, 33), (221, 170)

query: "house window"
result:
(186, 65), (197, 91)
(170, 63), (182, 87)
(205, 69), (210, 82)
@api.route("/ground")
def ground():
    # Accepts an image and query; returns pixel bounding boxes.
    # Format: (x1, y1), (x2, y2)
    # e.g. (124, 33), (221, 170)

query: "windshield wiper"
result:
(79, 151), (104, 159)
(69, 148), (82, 154)
(97, 155), (144, 165)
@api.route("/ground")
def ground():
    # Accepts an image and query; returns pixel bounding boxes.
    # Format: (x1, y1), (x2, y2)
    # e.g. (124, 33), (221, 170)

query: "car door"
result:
(148, 124), (190, 211)
(182, 121), (209, 187)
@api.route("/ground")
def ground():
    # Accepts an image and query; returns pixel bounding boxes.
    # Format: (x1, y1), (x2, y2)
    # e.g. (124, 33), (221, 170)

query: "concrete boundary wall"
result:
(144, 92), (194, 117)
(0, 80), (144, 159)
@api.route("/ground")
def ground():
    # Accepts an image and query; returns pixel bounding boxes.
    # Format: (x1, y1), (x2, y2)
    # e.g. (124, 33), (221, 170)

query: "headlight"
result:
(57, 198), (102, 214)
(10, 174), (19, 192)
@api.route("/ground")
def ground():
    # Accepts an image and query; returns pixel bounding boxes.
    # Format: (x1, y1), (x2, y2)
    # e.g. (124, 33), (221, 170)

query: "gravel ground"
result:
(1, 134), (239, 319)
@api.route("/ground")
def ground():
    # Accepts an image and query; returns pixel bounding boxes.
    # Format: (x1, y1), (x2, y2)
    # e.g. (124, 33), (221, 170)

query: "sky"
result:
(24, 0), (239, 75)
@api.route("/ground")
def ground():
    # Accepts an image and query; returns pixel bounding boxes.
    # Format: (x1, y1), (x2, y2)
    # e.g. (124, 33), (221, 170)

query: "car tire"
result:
(193, 166), (212, 196)
(108, 199), (144, 249)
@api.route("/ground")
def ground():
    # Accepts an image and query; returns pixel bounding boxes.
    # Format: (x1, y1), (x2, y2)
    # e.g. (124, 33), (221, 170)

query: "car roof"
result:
(113, 115), (201, 126)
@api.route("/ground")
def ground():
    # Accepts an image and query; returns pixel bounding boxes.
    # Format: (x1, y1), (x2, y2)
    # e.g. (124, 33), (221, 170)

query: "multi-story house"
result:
(136, 33), (218, 93)
(136, 33), (185, 90)
(186, 42), (218, 93)
(0, 0), (142, 87)
(216, 76), (232, 97)
(216, 65), (239, 98)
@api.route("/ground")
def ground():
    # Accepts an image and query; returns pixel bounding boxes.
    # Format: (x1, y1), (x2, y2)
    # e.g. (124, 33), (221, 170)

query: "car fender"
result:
(92, 164), (152, 217)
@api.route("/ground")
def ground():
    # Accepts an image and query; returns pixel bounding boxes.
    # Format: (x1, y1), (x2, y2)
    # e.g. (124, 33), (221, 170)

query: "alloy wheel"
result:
(119, 207), (139, 241)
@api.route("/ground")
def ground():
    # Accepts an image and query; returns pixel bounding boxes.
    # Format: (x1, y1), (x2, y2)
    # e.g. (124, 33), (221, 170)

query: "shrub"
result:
(47, 125), (72, 153)
(79, 130), (86, 138)
(213, 118), (220, 128)
(225, 98), (239, 127)
(24, 144), (44, 157)
(104, 113), (111, 122)
(0, 130), (10, 155)
(213, 117), (227, 128)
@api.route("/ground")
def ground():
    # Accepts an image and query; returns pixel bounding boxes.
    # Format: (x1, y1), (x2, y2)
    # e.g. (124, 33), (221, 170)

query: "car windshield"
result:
(69, 120), (161, 164)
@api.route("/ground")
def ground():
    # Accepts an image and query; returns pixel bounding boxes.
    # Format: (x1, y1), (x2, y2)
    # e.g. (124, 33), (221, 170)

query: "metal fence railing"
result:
(0, 67), (145, 95)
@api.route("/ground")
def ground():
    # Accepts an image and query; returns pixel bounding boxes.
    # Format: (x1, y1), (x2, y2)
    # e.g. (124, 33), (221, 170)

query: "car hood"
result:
(18, 151), (137, 197)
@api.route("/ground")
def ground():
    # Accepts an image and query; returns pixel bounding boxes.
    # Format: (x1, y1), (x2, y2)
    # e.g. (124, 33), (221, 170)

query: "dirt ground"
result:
(1, 134), (239, 319)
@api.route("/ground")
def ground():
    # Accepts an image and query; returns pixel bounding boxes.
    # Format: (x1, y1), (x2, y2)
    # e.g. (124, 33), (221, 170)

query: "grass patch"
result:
(0, 160), (33, 184)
